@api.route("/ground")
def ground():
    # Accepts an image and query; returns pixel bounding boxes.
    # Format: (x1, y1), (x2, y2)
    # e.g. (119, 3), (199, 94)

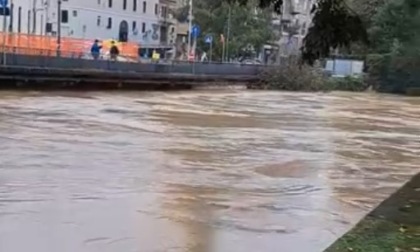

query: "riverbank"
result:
(0, 65), (255, 90)
(325, 173), (420, 252)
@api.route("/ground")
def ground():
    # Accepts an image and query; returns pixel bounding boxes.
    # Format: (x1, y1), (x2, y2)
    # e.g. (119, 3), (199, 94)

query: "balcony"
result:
(281, 13), (294, 23)
(159, 0), (177, 6)
(159, 16), (176, 26)
(158, 4), (176, 26)
(290, 4), (304, 15)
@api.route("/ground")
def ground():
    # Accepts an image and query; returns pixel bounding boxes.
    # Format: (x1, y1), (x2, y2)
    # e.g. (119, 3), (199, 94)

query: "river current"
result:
(0, 91), (419, 252)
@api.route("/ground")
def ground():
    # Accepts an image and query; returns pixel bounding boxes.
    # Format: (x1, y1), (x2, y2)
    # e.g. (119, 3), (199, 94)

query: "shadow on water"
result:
(0, 91), (420, 252)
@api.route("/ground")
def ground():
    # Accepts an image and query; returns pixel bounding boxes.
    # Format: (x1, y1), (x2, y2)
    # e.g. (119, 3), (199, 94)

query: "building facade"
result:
(268, 0), (313, 61)
(1, 0), (174, 49)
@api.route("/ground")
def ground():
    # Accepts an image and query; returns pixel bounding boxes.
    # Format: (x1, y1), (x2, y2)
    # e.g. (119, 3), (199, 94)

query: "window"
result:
(73, 10), (77, 17)
(123, 0), (127, 10)
(133, 0), (137, 11)
(161, 6), (167, 18)
(107, 17), (112, 29)
(301, 22), (306, 35)
(27, 10), (31, 33)
(46, 23), (52, 33)
(154, 4), (158, 15)
(108, 0), (112, 8)
(142, 1), (146, 13)
(132, 21), (137, 31)
(97, 16), (101, 26)
(307, 0), (312, 11)
(141, 22), (146, 33)
(61, 10), (69, 23)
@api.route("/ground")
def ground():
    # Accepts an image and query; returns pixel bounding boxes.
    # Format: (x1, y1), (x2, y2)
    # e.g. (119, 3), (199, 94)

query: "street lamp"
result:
(56, 0), (61, 56)
(226, 6), (231, 63)
(186, 0), (192, 58)
(1, 0), (9, 65)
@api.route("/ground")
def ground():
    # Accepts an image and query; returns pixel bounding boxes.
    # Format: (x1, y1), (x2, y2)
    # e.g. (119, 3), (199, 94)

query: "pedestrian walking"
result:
(109, 41), (120, 61)
(90, 39), (102, 60)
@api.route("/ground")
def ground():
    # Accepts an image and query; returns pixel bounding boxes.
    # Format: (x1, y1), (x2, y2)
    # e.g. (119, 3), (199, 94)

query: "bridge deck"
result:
(0, 65), (257, 90)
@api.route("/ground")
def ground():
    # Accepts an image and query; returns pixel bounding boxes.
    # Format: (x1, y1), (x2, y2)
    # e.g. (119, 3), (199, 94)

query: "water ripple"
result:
(0, 91), (419, 252)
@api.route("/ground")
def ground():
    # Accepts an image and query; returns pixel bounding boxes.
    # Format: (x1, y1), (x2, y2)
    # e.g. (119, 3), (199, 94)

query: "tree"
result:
(301, 0), (367, 64)
(350, 0), (387, 26)
(337, 0), (386, 55)
(364, 0), (420, 93)
(370, 0), (420, 55)
(223, 0), (369, 64)
(175, 0), (275, 61)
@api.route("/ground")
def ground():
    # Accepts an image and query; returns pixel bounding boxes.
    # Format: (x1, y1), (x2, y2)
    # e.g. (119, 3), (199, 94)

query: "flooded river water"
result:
(0, 91), (419, 252)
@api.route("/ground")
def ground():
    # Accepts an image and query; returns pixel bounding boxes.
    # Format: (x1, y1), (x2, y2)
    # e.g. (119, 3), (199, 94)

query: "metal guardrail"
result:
(0, 47), (272, 76)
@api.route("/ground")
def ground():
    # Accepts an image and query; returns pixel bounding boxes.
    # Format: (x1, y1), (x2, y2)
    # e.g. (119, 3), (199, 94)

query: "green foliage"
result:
(253, 64), (328, 91)
(342, 0), (386, 55)
(370, 0), (420, 54)
(370, 55), (420, 94)
(364, 0), (420, 93)
(365, 53), (420, 94)
(365, 53), (390, 89)
(178, 0), (274, 61)
(326, 173), (420, 252)
(349, 0), (387, 26)
(326, 217), (420, 252)
(301, 0), (368, 65)
(254, 64), (367, 91)
(326, 76), (368, 91)
(225, 0), (368, 64)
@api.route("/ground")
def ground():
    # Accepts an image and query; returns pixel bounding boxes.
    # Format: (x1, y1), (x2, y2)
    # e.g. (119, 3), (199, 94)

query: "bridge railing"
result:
(0, 32), (139, 59)
(0, 46), (272, 76)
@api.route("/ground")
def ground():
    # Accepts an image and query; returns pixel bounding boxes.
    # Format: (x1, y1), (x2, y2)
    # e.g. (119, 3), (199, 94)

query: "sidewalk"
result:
(325, 173), (420, 252)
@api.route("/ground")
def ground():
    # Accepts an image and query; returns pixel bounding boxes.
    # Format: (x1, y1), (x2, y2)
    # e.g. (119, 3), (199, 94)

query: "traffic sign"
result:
(204, 34), (213, 44)
(0, 7), (9, 15)
(0, 0), (9, 16)
(191, 24), (200, 38)
(0, 0), (8, 7)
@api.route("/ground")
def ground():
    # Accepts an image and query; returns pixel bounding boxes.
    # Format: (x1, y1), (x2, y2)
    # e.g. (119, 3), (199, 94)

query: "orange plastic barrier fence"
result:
(0, 33), (139, 59)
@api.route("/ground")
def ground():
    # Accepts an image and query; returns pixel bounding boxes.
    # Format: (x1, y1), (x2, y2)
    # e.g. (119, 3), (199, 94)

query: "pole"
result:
(225, 6), (231, 63)
(40, 13), (43, 35)
(56, 0), (61, 57)
(2, 3), (7, 65)
(186, 0), (192, 59)
(221, 37), (225, 62)
(192, 35), (196, 73)
(209, 41), (212, 63)
(32, 0), (36, 34)
(277, 15), (283, 65)
(44, 0), (50, 35)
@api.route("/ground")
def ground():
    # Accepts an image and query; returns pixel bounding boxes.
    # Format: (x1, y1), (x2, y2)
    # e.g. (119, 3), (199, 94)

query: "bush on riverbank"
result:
(366, 54), (420, 94)
(252, 64), (367, 92)
(326, 76), (368, 92)
(251, 64), (327, 91)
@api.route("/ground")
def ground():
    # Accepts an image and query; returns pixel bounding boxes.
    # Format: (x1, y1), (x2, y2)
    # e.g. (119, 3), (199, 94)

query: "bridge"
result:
(0, 53), (268, 90)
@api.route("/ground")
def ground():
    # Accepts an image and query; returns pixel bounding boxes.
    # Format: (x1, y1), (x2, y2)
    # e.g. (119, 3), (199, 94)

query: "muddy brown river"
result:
(0, 91), (419, 252)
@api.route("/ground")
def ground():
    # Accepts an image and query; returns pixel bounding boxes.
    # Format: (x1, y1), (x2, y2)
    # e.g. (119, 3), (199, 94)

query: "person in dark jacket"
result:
(90, 39), (102, 60)
(109, 41), (120, 60)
